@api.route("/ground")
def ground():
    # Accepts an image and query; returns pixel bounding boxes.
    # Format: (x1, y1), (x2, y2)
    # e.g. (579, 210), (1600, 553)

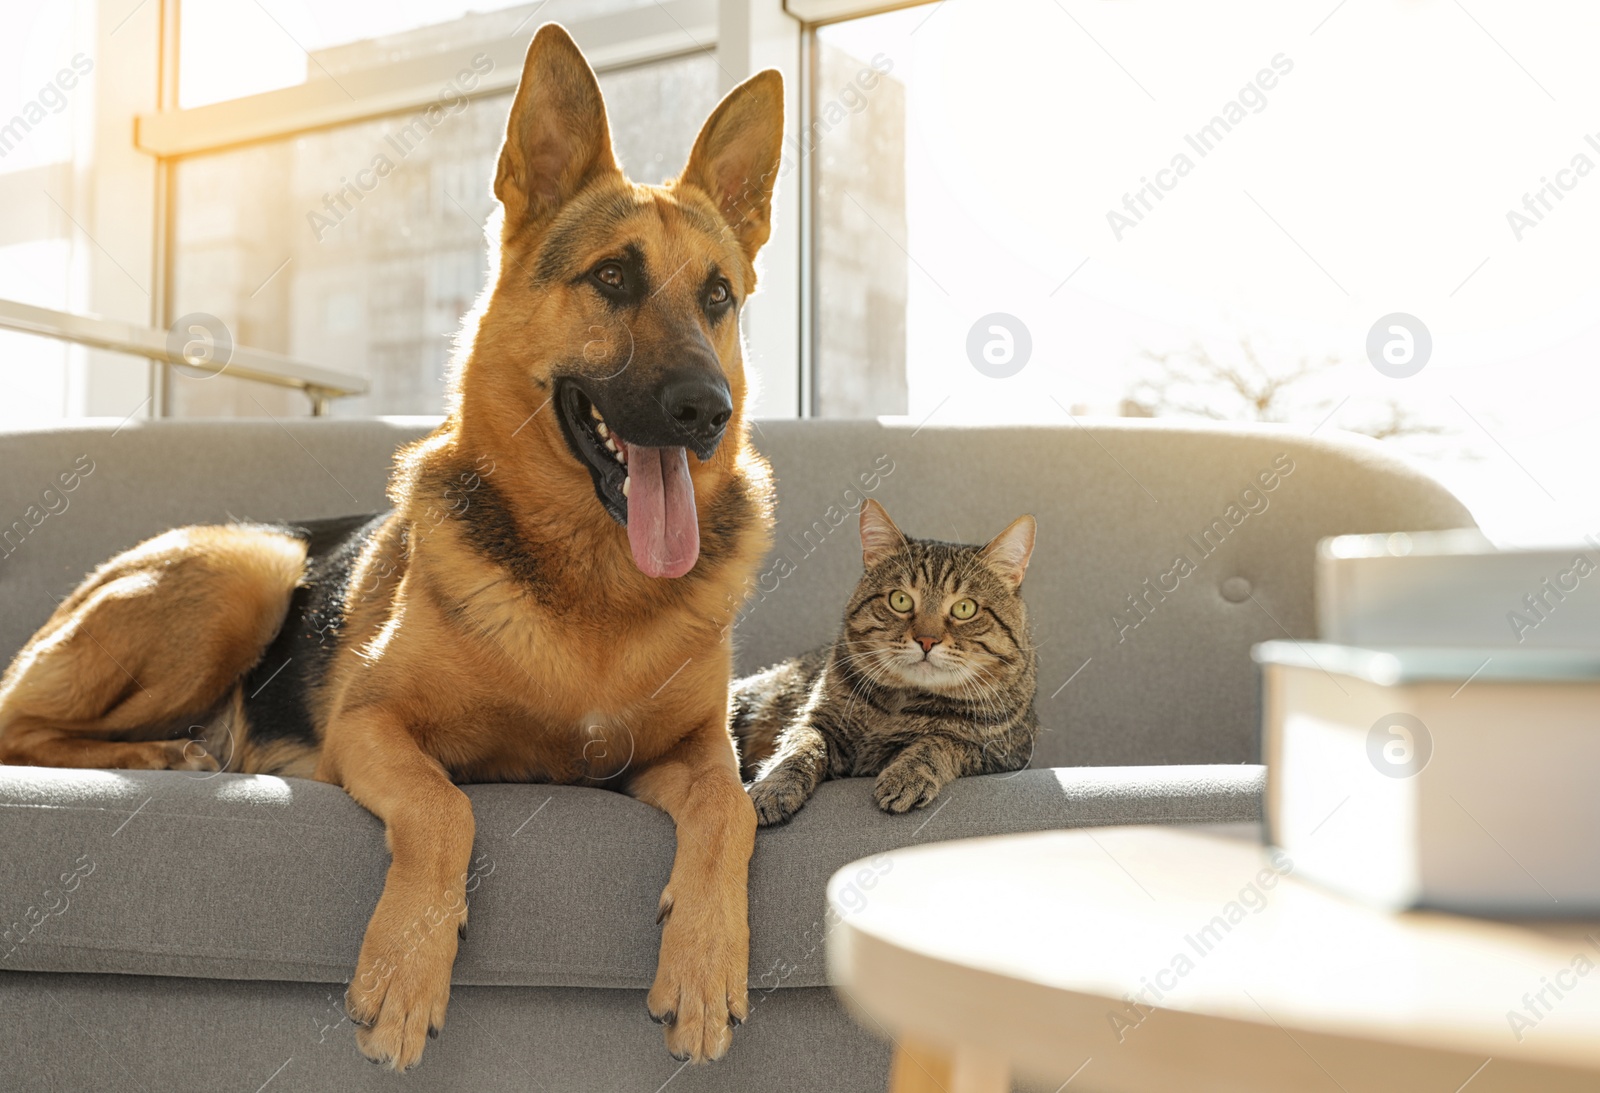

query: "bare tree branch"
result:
(1130, 339), (1447, 441)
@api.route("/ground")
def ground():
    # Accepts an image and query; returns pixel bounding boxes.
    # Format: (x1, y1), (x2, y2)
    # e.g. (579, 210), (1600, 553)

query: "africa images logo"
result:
(307, 54), (495, 242)
(1106, 54), (1295, 241)
(0, 54), (93, 159)
(1504, 130), (1600, 242)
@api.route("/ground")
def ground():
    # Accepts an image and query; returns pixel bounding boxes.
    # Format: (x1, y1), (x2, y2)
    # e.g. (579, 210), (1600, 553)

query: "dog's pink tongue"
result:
(625, 445), (699, 579)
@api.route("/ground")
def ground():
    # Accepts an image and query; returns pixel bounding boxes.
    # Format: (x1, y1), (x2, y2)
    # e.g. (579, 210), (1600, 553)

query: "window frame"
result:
(135, 1), (723, 156)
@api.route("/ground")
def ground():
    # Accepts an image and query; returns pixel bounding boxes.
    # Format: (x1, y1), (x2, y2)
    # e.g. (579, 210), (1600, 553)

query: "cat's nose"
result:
(914, 635), (941, 654)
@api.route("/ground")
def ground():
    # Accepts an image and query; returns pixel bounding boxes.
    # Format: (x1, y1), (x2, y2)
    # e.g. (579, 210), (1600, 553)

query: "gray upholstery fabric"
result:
(0, 974), (890, 1093)
(0, 418), (1473, 767)
(0, 763), (1263, 988)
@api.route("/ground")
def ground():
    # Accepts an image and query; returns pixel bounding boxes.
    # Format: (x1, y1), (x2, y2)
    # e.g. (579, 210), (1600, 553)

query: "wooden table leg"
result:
(889, 1037), (1009, 1093)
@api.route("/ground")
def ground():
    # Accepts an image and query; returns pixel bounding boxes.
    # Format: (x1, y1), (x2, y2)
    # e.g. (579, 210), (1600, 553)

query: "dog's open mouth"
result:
(557, 381), (701, 579)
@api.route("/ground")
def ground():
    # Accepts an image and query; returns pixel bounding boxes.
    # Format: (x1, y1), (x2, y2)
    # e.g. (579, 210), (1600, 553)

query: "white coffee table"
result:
(826, 826), (1600, 1092)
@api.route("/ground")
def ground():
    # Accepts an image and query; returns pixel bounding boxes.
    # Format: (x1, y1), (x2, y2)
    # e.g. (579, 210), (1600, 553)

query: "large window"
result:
(167, 44), (721, 417)
(6, 0), (1600, 547)
(163, 0), (724, 417)
(809, 1), (1600, 546)
(0, 0), (753, 423)
(0, 3), (98, 426)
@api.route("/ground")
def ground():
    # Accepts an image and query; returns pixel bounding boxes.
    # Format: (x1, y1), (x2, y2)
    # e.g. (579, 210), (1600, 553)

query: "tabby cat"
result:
(732, 499), (1040, 825)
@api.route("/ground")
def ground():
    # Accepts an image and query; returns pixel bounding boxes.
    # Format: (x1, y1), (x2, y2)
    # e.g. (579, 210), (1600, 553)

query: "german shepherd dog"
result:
(0, 25), (782, 1071)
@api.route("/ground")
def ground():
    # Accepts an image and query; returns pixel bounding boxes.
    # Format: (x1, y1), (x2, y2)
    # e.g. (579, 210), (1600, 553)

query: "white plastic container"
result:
(1257, 640), (1600, 914)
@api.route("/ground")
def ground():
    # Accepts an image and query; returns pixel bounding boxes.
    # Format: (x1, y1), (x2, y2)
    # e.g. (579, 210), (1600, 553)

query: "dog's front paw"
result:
(873, 763), (942, 814)
(345, 884), (466, 1072)
(648, 889), (748, 1062)
(747, 772), (810, 826)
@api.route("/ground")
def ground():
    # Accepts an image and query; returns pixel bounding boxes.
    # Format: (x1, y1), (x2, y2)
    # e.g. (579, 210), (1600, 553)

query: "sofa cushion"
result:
(0, 764), (1261, 990)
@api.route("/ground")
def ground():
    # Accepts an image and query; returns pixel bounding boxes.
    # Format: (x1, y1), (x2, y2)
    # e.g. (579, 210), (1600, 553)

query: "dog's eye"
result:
(950, 598), (977, 620)
(888, 590), (912, 613)
(707, 280), (731, 307)
(593, 263), (625, 290)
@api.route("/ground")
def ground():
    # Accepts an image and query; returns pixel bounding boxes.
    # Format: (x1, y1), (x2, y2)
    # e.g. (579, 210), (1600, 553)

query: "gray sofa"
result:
(0, 417), (1471, 1091)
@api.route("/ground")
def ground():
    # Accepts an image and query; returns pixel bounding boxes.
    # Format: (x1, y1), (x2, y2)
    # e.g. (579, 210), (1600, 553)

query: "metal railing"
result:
(0, 298), (367, 416)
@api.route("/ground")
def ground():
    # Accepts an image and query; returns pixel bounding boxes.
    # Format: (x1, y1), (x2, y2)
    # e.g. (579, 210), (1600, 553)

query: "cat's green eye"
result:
(950, 598), (977, 620)
(888, 589), (913, 613)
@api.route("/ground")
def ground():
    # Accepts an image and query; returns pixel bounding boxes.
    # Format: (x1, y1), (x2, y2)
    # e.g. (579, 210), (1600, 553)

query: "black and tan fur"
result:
(734, 499), (1040, 825)
(0, 25), (784, 1072)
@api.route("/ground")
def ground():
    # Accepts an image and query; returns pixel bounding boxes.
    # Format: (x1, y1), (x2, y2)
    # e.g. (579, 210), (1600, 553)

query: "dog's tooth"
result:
(604, 438), (617, 452)
(597, 422), (609, 438)
(614, 451), (625, 463)
(622, 476), (631, 497)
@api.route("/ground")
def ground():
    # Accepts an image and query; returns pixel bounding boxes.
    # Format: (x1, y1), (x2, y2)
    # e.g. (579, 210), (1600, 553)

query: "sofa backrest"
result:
(0, 417), (1472, 767)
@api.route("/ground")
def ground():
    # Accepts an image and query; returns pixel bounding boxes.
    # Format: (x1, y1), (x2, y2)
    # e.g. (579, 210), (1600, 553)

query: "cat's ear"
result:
(981, 514), (1036, 589)
(859, 499), (906, 568)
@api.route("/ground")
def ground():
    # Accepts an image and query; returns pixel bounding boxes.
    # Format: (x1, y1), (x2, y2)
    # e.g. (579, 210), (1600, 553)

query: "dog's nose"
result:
(659, 374), (732, 446)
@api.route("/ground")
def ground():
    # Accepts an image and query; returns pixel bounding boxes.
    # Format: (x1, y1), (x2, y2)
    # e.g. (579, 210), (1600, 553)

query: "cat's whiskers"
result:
(948, 656), (1016, 725)
(839, 652), (902, 722)
(947, 665), (997, 718)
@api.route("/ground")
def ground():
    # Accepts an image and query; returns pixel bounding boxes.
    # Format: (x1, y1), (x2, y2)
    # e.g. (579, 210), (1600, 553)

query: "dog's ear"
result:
(678, 70), (785, 262)
(859, 499), (906, 569)
(494, 24), (621, 229)
(980, 515), (1037, 589)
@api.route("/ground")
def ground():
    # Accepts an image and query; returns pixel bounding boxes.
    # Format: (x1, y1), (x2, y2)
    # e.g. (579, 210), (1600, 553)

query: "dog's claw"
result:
(428, 1026), (439, 1040)
(649, 1006), (676, 1026)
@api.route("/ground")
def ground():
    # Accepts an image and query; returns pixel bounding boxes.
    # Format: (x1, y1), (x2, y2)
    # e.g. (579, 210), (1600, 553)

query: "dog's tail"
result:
(0, 524), (308, 773)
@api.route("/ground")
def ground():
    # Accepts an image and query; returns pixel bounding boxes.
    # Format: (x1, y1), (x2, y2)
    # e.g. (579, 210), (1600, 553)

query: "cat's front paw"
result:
(873, 764), (943, 814)
(748, 773), (811, 826)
